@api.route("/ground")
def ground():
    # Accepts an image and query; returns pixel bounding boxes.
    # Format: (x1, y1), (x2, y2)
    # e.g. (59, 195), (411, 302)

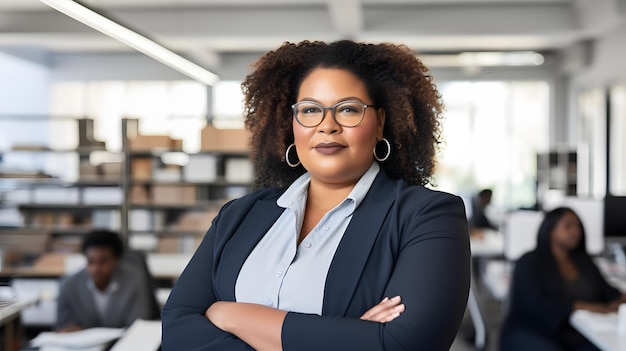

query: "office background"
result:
(1, 1), (626, 350)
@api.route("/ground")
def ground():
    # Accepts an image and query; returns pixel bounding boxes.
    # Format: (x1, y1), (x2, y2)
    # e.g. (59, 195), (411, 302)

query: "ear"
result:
(376, 108), (386, 139)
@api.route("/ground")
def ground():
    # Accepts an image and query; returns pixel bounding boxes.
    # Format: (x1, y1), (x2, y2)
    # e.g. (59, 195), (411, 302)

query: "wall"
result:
(0, 51), (50, 115)
(0, 52), (51, 151)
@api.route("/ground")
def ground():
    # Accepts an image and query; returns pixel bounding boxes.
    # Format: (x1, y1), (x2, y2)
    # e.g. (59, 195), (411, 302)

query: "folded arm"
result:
(205, 296), (405, 351)
(161, 206), (255, 351)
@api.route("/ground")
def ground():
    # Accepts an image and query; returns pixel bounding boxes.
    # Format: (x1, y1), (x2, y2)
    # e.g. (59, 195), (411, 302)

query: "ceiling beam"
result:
(327, 0), (363, 36)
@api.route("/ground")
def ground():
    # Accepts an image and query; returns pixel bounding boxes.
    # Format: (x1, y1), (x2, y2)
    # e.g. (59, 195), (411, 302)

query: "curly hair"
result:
(243, 40), (444, 188)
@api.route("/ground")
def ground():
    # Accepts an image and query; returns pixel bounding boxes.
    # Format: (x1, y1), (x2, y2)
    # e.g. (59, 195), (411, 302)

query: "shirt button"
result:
(268, 300), (274, 307)
(304, 242), (312, 248)
(322, 226), (330, 231)
(275, 271), (282, 277)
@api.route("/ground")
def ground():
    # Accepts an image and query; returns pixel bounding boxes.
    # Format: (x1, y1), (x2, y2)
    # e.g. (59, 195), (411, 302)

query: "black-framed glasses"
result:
(291, 100), (377, 128)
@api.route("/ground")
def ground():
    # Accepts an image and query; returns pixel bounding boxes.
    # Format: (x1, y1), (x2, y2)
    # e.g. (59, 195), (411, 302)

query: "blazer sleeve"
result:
(161, 204), (254, 351)
(282, 191), (471, 351)
(509, 254), (573, 334)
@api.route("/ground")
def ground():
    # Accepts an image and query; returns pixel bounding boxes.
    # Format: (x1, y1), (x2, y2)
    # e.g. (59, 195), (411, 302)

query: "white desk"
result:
(110, 319), (161, 351)
(147, 253), (193, 280)
(570, 310), (626, 351)
(0, 296), (38, 351)
(469, 230), (504, 257)
(29, 319), (161, 351)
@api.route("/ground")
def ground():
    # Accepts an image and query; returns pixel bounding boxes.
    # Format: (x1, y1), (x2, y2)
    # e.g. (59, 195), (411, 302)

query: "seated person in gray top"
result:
(56, 230), (153, 332)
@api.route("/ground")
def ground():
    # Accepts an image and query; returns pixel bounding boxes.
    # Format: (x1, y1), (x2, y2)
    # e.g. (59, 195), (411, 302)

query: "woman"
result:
(162, 40), (470, 351)
(500, 207), (626, 351)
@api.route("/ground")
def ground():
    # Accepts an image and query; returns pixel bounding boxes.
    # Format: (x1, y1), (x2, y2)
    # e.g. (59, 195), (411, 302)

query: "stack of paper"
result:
(30, 328), (124, 351)
(109, 319), (162, 351)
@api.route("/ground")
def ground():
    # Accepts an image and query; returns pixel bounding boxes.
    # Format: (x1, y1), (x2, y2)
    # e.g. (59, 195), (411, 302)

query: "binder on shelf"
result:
(183, 154), (217, 182)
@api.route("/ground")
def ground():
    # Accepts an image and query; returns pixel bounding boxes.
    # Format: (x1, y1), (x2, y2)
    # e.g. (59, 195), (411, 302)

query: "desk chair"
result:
(122, 251), (161, 320)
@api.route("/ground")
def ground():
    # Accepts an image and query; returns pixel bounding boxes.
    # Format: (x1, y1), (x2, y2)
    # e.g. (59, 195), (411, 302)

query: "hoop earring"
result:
(285, 143), (301, 167)
(373, 138), (391, 162)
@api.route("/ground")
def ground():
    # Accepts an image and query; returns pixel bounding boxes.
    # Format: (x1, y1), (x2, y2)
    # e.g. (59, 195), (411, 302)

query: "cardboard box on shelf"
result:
(157, 237), (180, 253)
(152, 185), (196, 205)
(200, 125), (250, 152)
(172, 210), (218, 231)
(100, 162), (123, 176)
(130, 185), (149, 204)
(128, 135), (182, 151)
(131, 158), (152, 180)
(79, 161), (99, 180)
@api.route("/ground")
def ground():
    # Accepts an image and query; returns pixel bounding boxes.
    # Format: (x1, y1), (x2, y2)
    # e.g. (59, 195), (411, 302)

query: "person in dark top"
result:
(470, 189), (497, 231)
(500, 207), (626, 351)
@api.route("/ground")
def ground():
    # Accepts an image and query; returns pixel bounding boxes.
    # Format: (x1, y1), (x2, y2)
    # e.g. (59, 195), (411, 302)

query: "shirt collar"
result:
(277, 162), (380, 213)
(86, 270), (120, 295)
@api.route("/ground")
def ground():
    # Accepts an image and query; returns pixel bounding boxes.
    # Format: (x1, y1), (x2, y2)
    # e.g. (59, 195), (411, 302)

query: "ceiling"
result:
(1, 0), (625, 73)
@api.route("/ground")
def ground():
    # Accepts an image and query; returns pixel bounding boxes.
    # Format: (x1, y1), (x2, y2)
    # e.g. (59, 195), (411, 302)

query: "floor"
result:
(451, 267), (506, 351)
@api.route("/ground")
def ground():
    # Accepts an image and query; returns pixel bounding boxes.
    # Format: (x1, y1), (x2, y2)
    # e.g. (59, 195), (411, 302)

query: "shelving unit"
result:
(536, 150), (577, 209)
(120, 118), (253, 253)
(0, 117), (253, 259)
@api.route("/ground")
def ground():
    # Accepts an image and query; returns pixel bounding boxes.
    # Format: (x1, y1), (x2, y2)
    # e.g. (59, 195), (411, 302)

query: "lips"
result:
(314, 142), (346, 155)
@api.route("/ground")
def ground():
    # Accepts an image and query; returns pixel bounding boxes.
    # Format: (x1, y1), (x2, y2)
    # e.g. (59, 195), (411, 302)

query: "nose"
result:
(317, 108), (341, 134)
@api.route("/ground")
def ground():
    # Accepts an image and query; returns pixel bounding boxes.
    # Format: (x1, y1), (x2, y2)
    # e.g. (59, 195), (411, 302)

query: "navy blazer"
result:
(162, 170), (471, 351)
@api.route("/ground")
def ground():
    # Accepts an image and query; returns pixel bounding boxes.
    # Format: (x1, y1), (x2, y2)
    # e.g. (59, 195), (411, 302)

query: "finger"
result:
(367, 303), (405, 323)
(360, 296), (402, 320)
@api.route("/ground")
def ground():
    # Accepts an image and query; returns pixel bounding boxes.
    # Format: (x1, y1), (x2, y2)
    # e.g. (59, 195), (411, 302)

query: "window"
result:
(434, 81), (549, 212)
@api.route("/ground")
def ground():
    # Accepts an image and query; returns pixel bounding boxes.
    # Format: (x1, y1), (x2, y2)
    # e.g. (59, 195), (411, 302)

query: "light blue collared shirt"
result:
(235, 162), (380, 315)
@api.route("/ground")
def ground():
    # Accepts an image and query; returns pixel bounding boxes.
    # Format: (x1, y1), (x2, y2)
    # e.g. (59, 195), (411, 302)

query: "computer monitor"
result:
(604, 196), (626, 238)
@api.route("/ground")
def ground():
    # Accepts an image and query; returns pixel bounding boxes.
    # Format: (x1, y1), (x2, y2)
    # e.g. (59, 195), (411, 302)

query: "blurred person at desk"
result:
(500, 207), (626, 351)
(162, 40), (471, 350)
(469, 189), (498, 237)
(55, 230), (154, 332)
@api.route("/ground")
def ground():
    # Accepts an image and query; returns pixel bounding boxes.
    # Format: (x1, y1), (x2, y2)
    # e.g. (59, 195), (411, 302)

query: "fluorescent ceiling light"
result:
(39, 0), (219, 85)
(420, 51), (545, 68)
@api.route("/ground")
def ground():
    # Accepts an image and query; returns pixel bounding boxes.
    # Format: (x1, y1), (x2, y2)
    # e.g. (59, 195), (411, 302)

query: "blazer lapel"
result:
(322, 172), (397, 316)
(214, 197), (284, 301)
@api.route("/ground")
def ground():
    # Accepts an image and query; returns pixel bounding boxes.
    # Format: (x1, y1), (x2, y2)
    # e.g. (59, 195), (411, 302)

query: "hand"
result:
(360, 295), (405, 323)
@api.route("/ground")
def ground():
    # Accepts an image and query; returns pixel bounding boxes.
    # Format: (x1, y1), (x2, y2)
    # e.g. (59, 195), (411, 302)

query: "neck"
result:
(307, 179), (355, 211)
(95, 278), (111, 292)
(551, 243), (571, 262)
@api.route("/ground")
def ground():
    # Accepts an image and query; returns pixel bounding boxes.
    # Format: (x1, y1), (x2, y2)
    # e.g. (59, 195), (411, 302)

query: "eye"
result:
(337, 103), (362, 114)
(298, 103), (322, 114)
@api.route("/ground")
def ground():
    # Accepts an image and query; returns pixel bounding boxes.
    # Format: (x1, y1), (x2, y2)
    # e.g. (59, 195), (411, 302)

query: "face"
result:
(85, 246), (119, 288)
(293, 68), (385, 186)
(551, 212), (582, 251)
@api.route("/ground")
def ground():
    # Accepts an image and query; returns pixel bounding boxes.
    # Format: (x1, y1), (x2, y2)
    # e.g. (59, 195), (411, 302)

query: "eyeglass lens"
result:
(294, 101), (366, 127)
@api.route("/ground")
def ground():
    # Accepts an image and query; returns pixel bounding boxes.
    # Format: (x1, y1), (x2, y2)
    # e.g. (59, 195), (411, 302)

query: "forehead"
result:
(297, 68), (369, 101)
(86, 246), (116, 259)
(557, 212), (580, 226)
